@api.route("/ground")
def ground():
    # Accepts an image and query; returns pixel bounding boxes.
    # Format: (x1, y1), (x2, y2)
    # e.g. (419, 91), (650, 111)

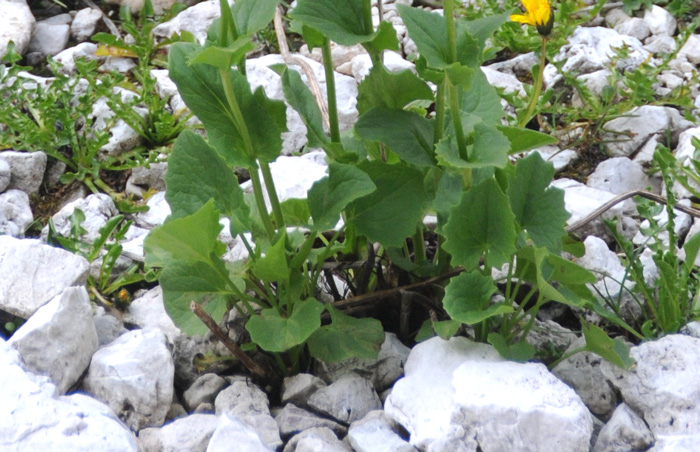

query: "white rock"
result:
(134, 191), (171, 228)
(241, 153), (328, 211)
(124, 286), (181, 342)
(450, 357), (593, 452)
(183, 373), (228, 412)
(314, 332), (409, 391)
(281, 373), (327, 406)
(139, 413), (219, 451)
(53, 42), (99, 75)
(526, 145), (578, 172)
(308, 373), (382, 424)
(206, 414), (274, 452)
(83, 327), (174, 431)
(0, 158), (11, 191)
(153, 0), (221, 44)
(552, 337), (617, 417)
(0, 189), (32, 237)
(0, 0), (35, 58)
(0, 236), (89, 318)
(601, 335), (700, 437)
(215, 380), (282, 449)
(41, 193), (118, 243)
(604, 8), (630, 28)
(571, 69), (613, 109)
(71, 7), (102, 42)
(487, 52), (539, 78)
(481, 66), (525, 97)
(125, 161), (167, 197)
(670, 34), (700, 73)
(644, 5), (677, 36)
(283, 427), (352, 452)
(351, 51), (415, 82)
(614, 18), (650, 42)
(0, 150), (47, 195)
(550, 178), (622, 237)
(587, 157), (659, 211)
(644, 35), (677, 54)
(632, 198), (692, 247)
(27, 21), (70, 57)
(593, 403), (654, 452)
(0, 339), (138, 451)
(347, 410), (417, 452)
(577, 235), (632, 299)
(385, 337), (502, 449)
(93, 308), (127, 346)
(601, 105), (691, 158)
(671, 126), (700, 199)
(103, 0), (186, 14)
(275, 403), (347, 440)
(9, 287), (98, 394)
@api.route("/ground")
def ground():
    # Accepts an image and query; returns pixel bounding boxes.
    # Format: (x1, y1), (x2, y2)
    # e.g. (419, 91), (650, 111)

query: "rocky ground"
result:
(4, 0), (700, 451)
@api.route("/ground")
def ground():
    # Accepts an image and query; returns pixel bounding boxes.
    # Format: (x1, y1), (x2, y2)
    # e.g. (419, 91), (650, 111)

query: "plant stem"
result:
(219, 67), (276, 239)
(260, 162), (285, 229)
(321, 38), (341, 143)
(413, 227), (427, 265)
(443, 0), (457, 63)
(433, 82), (446, 145)
(518, 37), (547, 128)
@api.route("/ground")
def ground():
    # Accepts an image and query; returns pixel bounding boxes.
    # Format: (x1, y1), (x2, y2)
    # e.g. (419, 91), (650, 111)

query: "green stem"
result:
(260, 162), (285, 229)
(443, 0), (457, 63)
(321, 38), (341, 143)
(219, 67), (276, 239)
(413, 227), (427, 265)
(518, 37), (547, 128)
(433, 82), (446, 145)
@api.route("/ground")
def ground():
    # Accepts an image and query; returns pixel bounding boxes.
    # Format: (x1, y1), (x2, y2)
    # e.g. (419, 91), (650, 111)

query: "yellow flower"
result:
(510, 0), (554, 36)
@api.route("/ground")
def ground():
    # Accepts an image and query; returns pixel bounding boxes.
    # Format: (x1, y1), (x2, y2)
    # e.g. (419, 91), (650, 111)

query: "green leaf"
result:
(169, 42), (286, 168)
(355, 107), (435, 167)
(307, 305), (384, 362)
(397, 5), (450, 68)
(345, 161), (427, 247)
(308, 162), (376, 231)
(432, 319), (462, 340)
(246, 298), (324, 352)
(497, 125), (558, 154)
(683, 231), (700, 273)
(233, 0), (280, 36)
(582, 323), (635, 369)
(470, 122), (510, 168)
(291, 0), (372, 46)
(508, 152), (570, 251)
(363, 20), (400, 55)
(279, 198), (311, 227)
(357, 65), (433, 114)
(187, 38), (255, 70)
(160, 259), (233, 336)
(443, 271), (512, 324)
(280, 67), (328, 149)
(166, 131), (250, 233)
(144, 201), (222, 268)
(252, 232), (289, 283)
(460, 69), (504, 125)
(487, 333), (535, 362)
(463, 14), (510, 53)
(443, 178), (517, 270)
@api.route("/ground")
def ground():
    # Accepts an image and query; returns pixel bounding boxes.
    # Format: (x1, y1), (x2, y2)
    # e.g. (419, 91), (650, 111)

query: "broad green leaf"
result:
(357, 65), (433, 114)
(169, 43), (286, 168)
(497, 125), (558, 154)
(166, 131), (250, 234)
(291, 0), (372, 46)
(460, 69), (504, 125)
(508, 153), (570, 251)
(308, 163), (376, 231)
(345, 161), (427, 247)
(307, 305), (384, 362)
(683, 231), (700, 273)
(397, 5), (450, 68)
(144, 201), (222, 268)
(582, 323), (635, 369)
(433, 319), (462, 340)
(445, 63), (474, 88)
(355, 107), (435, 167)
(246, 298), (324, 352)
(487, 333), (535, 362)
(470, 122), (510, 168)
(443, 271), (512, 324)
(160, 259), (234, 336)
(363, 20), (400, 56)
(279, 198), (311, 227)
(443, 178), (517, 270)
(463, 14), (510, 52)
(187, 38), (255, 70)
(232, 0), (280, 36)
(252, 232), (289, 283)
(280, 67), (328, 149)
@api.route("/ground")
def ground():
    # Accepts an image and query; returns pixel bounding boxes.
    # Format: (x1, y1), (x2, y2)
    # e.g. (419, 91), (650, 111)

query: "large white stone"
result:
(0, 150), (47, 196)
(83, 327), (174, 431)
(586, 157), (659, 213)
(0, 236), (89, 318)
(644, 5), (676, 36)
(0, 339), (138, 451)
(0, 0), (35, 58)
(601, 335), (700, 438)
(592, 403), (653, 452)
(9, 287), (98, 394)
(307, 373), (382, 424)
(139, 413), (219, 451)
(0, 189), (33, 237)
(206, 414), (274, 452)
(347, 410), (417, 452)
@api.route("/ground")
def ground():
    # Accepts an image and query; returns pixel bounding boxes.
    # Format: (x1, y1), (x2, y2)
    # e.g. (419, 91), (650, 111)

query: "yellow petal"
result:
(510, 13), (534, 25)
